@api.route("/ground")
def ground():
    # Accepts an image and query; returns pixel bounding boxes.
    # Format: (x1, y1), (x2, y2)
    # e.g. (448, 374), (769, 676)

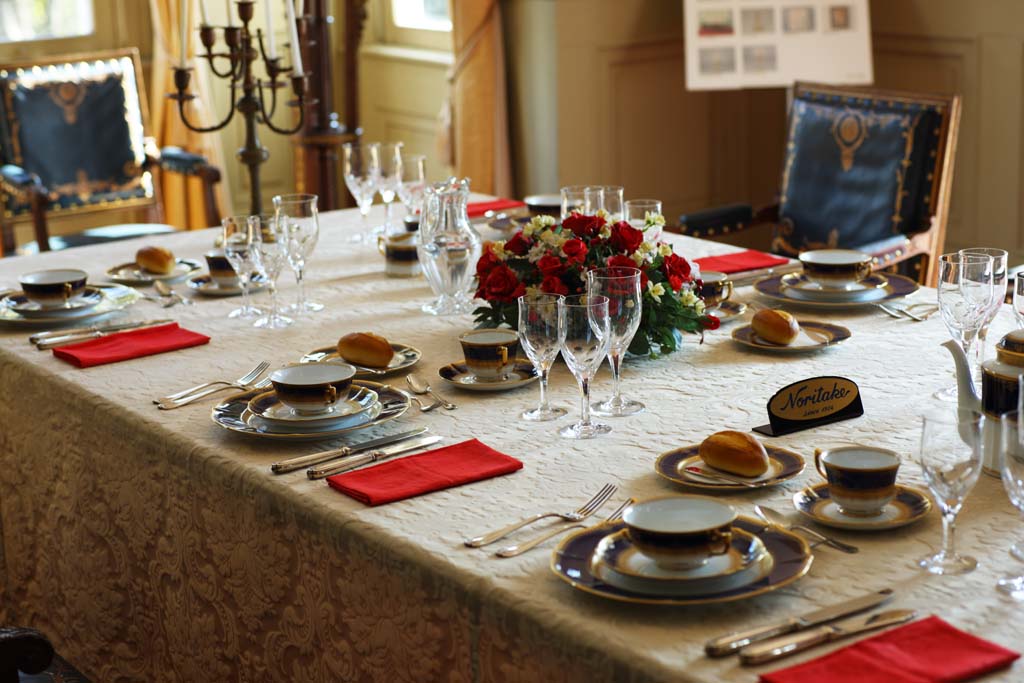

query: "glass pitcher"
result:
(417, 177), (481, 315)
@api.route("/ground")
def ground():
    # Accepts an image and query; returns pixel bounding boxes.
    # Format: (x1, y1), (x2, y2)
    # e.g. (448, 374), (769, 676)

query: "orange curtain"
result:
(449, 0), (512, 197)
(149, 0), (229, 229)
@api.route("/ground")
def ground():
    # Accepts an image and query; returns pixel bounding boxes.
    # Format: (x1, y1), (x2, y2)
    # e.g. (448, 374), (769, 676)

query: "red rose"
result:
(668, 275), (684, 292)
(505, 232), (531, 256)
(536, 254), (566, 277)
(540, 275), (569, 296)
(703, 314), (721, 330)
(481, 264), (526, 303)
(561, 238), (588, 264)
(476, 247), (502, 277)
(562, 212), (605, 238)
(608, 221), (644, 254)
(662, 253), (693, 285)
(607, 255), (648, 288)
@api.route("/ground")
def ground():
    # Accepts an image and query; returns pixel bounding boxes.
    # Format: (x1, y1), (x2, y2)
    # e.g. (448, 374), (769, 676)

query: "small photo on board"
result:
(741, 8), (775, 35)
(782, 6), (815, 33)
(699, 46), (737, 75)
(829, 5), (852, 30)
(698, 9), (735, 37)
(743, 46), (777, 73)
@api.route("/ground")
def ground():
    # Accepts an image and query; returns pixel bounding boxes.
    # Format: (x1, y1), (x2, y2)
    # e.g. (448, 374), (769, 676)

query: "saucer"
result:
(706, 300), (747, 323)
(301, 342), (422, 378)
(780, 273), (889, 301)
(551, 516), (812, 606)
(755, 273), (919, 309)
(487, 215), (531, 232)
(107, 258), (201, 285)
(437, 361), (539, 391)
(3, 286), (103, 318)
(731, 321), (851, 352)
(0, 284), (141, 327)
(655, 444), (805, 491)
(187, 274), (267, 297)
(793, 483), (932, 530)
(246, 386), (378, 428)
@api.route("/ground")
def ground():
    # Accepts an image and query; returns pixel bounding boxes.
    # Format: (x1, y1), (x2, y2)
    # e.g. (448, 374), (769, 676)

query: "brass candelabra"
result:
(169, 0), (309, 215)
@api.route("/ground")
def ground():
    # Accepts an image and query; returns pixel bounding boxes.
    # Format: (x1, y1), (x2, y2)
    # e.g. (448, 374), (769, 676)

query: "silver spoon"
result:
(755, 504), (859, 554)
(154, 280), (194, 306)
(406, 374), (456, 410)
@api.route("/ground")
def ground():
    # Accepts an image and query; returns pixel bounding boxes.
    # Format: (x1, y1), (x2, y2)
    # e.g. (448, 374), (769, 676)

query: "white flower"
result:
(647, 281), (666, 302)
(599, 224), (612, 239)
(527, 242), (548, 263)
(645, 211), (666, 229)
(540, 229), (567, 249)
(595, 208), (610, 221)
(490, 241), (508, 260)
(631, 251), (646, 266)
(525, 285), (542, 297)
(679, 289), (699, 307)
(658, 243), (673, 257)
(524, 215), (555, 237)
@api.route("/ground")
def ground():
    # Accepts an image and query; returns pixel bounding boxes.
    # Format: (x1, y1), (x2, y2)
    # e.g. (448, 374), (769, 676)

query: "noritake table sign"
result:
(945, 329), (1024, 475)
(753, 376), (863, 437)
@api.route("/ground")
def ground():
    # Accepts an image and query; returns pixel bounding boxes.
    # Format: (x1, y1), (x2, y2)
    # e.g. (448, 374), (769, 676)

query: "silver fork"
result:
(158, 377), (271, 410)
(464, 483), (617, 548)
(154, 361), (270, 404)
(495, 497), (635, 557)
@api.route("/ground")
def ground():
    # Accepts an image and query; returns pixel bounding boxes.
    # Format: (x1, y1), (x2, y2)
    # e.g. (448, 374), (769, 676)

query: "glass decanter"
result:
(417, 177), (481, 315)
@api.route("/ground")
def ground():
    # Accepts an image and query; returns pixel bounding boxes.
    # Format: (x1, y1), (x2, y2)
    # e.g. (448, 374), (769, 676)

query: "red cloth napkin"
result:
(327, 438), (522, 506)
(52, 322), (210, 368)
(694, 249), (790, 274)
(467, 198), (527, 218)
(760, 616), (1019, 683)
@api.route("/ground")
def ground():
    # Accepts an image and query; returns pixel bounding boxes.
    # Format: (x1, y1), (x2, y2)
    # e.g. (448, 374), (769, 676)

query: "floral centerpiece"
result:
(472, 211), (719, 356)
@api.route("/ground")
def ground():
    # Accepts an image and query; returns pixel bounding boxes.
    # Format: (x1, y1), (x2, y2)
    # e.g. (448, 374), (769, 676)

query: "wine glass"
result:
(587, 267), (644, 416)
(934, 252), (994, 400)
(274, 193), (322, 315)
(585, 185), (624, 221)
(396, 153), (427, 229)
(917, 409), (985, 575)
(377, 142), (404, 235)
(559, 294), (612, 439)
(342, 142), (381, 240)
(560, 185), (587, 219)
(1013, 273), (1024, 328)
(221, 215), (262, 320)
(959, 248), (1008, 376)
(517, 293), (567, 421)
(999, 409), (1024, 597)
(625, 199), (663, 242)
(253, 215), (292, 329)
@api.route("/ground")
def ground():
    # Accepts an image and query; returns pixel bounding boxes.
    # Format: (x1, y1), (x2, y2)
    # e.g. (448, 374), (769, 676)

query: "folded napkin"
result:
(53, 322), (210, 368)
(694, 249), (790, 275)
(467, 198), (527, 219)
(760, 616), (1019, 683)
(327, 438), (523, 506)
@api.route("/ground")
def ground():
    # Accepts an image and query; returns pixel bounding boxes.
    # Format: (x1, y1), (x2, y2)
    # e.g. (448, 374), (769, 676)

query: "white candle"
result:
(285, 0), (303, 75)
(225, 0), (234, 27)
(263, 0), (277, 58)
(179, 0), (188, 66)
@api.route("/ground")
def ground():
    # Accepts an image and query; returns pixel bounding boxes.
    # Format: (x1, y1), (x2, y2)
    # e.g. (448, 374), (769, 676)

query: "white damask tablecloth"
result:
(0, 206), (1022, 683)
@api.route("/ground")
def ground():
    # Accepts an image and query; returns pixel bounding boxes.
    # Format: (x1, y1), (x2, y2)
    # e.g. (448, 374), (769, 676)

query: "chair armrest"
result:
(0, 164), (44, 193)
(0, 627), (54, 679)
(158, 146), (222, 182)
(678, 203), (777, 239)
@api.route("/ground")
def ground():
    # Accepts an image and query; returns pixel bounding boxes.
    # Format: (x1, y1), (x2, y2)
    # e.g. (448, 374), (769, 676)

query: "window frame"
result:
(381, 0), (452, 52)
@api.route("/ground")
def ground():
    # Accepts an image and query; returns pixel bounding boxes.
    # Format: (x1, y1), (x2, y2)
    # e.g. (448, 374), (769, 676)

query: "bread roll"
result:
(751, 309), (800, 345)
(699, 431), (770, 477)
(337, 332), (394, 368)
(136, 246), (176, 274)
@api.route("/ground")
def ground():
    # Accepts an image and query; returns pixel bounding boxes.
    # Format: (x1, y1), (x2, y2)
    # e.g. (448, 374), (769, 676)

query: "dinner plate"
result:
(793, 483), (932, 531)
(0, 284), (140, 328)
(487, 215), (531, 232)
(211, 380), (410, 441)
(731, 321), (851, 352)
(655, 444), (805, 491)
(3, 286), (103, 318)
(755, 272), (919, 308)
(246, 386), (378, 428)
(551, 516), (812, 606)
(706, 300), (747, 323)
(186, 274), (267, 297)
(300, 342), (422, 378)
(437, 361), (539, 391)
(106, 258), (201, 285)
(780, 273), (889, 301)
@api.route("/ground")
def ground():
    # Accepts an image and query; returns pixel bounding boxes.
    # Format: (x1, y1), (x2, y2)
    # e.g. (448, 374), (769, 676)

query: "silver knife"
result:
(270, 427), (429, 474)
(739, 609), (917, 665)
(30, 319), (173, 344)
(36, 320), (174, 350)
(308, 435), (441, 480)
(704, 588), (895, 656)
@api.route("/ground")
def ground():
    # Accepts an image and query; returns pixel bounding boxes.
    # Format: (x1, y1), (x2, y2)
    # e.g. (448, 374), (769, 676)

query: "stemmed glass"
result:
(625, 199), (663, 242)
(1014, 273), (1024, 328)
(517, 293), (567, 421)
(960, 248), (1008, 377)
(396, 153), (427, 228)
(999, 409), (1024, 597)
(274, 193), (322, 315)
(342, 142), (381, 240)
(377, 142), (404, 235)
(917, 410), (985, 575)
(559, 294), (612, 439)
(587, 267), (644, 416)
(221, 215), (262, 320)
(253, 215), (292, 329)
(934, 252), (994, 400)
(560, 185), (587, 219)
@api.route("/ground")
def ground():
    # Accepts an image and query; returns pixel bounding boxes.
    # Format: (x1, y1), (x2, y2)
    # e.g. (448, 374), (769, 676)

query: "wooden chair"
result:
(678, 82), (962, 285)
(0, 48), (222, 255)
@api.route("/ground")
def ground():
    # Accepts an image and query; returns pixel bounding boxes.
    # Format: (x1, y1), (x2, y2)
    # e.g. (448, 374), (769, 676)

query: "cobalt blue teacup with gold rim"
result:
(19, 268), (88, 309)
(269, 363), (356, 416)
(621, 495), (736, 571)
(458, 329), (520, 381)
(814, 445), (900, 517)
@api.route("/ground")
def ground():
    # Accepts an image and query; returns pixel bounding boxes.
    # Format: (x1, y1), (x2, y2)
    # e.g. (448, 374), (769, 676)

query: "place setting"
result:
(656, 430), (805, 491)
(698, 270), (747, 324)
(106, 246), (202, 286)
(1, 268), (142, 328)
(301, 331), (423, 378)
(186, 247), (268, 298)
(731, 307), (852, 353)
(438, 328), (539, 391)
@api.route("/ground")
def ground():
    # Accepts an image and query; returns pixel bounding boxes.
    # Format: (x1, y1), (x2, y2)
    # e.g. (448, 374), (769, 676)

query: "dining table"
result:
(0, 202), (1021, 683)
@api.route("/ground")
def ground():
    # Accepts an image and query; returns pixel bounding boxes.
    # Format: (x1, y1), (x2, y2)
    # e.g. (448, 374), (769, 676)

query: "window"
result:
(389, 0), (451, 32)
(0, 0), (94, 43)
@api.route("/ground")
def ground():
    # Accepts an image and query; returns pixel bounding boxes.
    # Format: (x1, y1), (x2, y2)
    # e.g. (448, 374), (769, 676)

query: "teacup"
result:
(815, 446), (900, 517)
(459, 329), (520, 381)
(19, 268), (88, 309)
(699, 271), (733, 309)
(622, 495), (735, 570)
(799, 249), (873, 290)
(377, 233), (421, 278)
(269, 363), (356, 415)
(205, 249), (238, 288)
